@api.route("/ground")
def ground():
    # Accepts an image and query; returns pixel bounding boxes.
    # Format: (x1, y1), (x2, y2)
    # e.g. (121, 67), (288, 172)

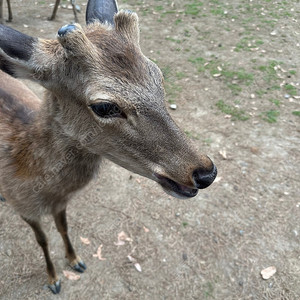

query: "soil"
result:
(0, 0), (299, 299)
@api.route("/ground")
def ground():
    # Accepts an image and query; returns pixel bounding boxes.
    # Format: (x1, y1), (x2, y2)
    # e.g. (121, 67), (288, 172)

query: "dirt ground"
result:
(0, 0), (299, 299)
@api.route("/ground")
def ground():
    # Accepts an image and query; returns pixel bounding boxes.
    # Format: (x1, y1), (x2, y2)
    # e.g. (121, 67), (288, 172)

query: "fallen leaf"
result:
(63, 270), (80, 281)
(93, 244), (106, 260)
(261, 266), (276, 280)
(219, 149), (227, 159)
(214, 176), (222, 183)
(114, 231), (133, 246)
(134, 263), (142, 272)
(80, 236), (90, 245)
(127, 255), (142, 272)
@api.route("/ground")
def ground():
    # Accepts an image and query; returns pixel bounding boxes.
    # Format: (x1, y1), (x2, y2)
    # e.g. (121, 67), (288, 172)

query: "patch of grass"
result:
(256, 60), (281, 83)
(216, 100), (249, 121)
(155, 5), (163, 11)
(160, 65), (182, 104)
(269, 99), (280, 106)
(185, 1), (203, 15)
(203, 138), (213, 145)
(175, 19), (182, 25)
(284, 84), (297, 96)
(289, 70), (296, 75)
(175, 72), (186, 79)
(185, 130), (200, 140)
(182, 222), (188, 228)
(203, 281), (214, 298)
(292, 111), (300, 116)
(165, 37), (182, 44)
(235, 37), (264, 52)
(261, 110), (280, 123)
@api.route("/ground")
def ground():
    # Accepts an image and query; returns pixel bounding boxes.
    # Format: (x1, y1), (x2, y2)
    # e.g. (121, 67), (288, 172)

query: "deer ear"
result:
(114, 11), (140, 45)
(0, 25), (37, 78)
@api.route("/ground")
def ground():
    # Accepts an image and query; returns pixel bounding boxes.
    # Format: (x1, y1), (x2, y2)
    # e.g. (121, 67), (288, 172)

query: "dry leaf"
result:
(134, 263), (142, 272)
(143, 226), (150, 233)
(63, 270), (80, 281)
(80, 236), (90, 245)
(214, 176), (222, 183)
(128, 255), (142, 272)
(219, 149), (227, 159)
(93, 244), (106, 260)
(114, 231), (133, 246)
(261, 266), (276, 279)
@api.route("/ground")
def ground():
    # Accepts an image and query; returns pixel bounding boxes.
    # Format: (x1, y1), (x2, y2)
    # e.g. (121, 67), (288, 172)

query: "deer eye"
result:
(90, 102), (126, 119)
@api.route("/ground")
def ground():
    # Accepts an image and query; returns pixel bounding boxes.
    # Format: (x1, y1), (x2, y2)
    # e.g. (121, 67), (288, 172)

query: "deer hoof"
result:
(72, 260), (87, 273)
(58, 24), (77, 37)
(48, 279), (61, 294)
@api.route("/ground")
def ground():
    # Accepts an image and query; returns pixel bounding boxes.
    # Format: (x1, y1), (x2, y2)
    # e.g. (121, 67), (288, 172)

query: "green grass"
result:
(256, 60), (281, 83)
(185, 1), (203, 15)
(189, 57), (253, 95)
(261, 110), (280, 123)
(185, 130), (200, 140)
(235, 37), (264, 52)
(176, 72), (186, 79)
(182, 222), (188, 228)
(292, 111), (300, 117)
(160, 65), (182, 104)
(216, 100), (249, 121)
(284, 84), (298, 96)
(269, 99), (280, 107)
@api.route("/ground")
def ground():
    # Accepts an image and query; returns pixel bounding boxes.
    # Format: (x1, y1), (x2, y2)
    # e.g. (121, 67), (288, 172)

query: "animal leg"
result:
(53, 209), (86, 273)
(48, 0), (60, 21)
(6, 0), (12, 22)
(22, 217), (61, 294)
(71, 0), (79, 23)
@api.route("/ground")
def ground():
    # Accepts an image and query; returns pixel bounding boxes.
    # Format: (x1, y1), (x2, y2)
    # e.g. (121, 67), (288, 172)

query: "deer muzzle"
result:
(154, 161), (217, 199)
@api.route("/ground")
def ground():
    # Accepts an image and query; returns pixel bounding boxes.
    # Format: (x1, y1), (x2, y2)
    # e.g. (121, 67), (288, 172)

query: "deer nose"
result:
(192, 163), (217, 189)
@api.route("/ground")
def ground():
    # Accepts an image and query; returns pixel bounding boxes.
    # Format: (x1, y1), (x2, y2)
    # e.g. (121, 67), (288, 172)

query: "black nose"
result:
(192, 164), (217, 189)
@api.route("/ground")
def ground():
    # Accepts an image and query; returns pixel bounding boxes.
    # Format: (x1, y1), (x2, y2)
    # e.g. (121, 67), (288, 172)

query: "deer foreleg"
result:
(48, 0), (60, 21)
(22, 217), (61, 294)
(53, 209), (86, 273)
(6, 0), (12, 22)
(71, 0), (79, 23)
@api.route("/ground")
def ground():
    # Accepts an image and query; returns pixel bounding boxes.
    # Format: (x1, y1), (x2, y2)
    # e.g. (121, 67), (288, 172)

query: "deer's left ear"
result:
(114, 11), (140, 46)
(0, 25), (37, 78)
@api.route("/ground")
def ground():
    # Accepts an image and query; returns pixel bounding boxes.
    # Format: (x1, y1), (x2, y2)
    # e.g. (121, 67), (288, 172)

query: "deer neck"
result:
(11, 92), (101, 181)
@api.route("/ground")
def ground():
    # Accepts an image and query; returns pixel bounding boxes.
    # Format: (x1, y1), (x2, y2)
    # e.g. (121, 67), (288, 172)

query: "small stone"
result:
(250, 93), (255, 99)
(261, 266), (276, 280)
(170, 104), (177, 110)
(182, 253), (188, 261)
(213, 73), (221, 77)
(6, 249), (12, 256)
(270, 31), (277, 36)
(284, 94), (290, 99)
(175, 212), (180, 217)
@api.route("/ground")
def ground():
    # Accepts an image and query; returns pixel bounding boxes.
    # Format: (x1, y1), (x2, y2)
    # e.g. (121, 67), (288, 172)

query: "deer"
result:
(0, 0), (217, 294)
(0, 0), (79, 24)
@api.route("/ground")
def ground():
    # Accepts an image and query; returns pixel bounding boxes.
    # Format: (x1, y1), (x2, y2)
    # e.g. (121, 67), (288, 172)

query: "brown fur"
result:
(0, 10), (216, 293)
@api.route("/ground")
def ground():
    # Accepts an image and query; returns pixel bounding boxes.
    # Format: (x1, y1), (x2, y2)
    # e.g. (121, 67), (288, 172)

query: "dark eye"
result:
(90, 102), (126, 119)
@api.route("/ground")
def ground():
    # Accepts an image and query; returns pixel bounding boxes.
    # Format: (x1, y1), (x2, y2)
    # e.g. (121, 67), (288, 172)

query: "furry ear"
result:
(57, 23), (97, 59)
(0, 25), (37, 78)
(114, 10), (140, 45)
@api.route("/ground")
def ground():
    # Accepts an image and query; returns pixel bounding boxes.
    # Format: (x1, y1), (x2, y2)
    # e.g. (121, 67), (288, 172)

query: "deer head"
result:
(0, 0), (217, 199)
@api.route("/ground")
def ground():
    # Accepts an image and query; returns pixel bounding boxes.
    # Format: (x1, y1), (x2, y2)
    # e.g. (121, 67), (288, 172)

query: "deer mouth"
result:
(155, 174), (198, 199)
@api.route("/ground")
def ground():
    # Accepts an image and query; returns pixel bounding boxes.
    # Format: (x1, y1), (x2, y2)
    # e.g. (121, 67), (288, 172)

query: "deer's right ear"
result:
(0, 25), (38, 78)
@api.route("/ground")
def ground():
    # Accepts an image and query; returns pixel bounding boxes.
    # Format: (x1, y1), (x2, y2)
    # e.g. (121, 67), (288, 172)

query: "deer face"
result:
(0, 2), (217, 199)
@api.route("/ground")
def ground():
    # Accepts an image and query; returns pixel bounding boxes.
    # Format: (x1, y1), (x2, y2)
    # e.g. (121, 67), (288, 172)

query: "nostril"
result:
(192, 164), (217, 189)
